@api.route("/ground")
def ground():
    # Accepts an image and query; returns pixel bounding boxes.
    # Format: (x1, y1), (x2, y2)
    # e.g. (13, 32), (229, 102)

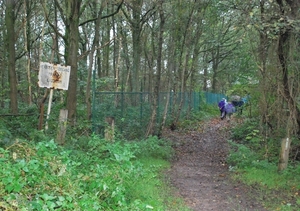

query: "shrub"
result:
(131, 136), (174, 160)
(227, 140), (260, 169)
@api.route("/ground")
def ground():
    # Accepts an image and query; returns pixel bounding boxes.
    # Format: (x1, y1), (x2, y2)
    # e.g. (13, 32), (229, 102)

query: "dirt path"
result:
(164, 118), (267, 211)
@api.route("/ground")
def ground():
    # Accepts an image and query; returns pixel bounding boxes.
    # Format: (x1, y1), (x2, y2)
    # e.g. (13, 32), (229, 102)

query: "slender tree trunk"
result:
(86, 1), (104, 120)
(258, 0), (271, 139)
(147, 0), (165, 137)
(202, 58), (208, 91)
(23, 0), (32, 105)
(120, 26), (131, 91)
(115, 37), (122, 93)
(211, 49), (220, 92)
(86, 52), (93, 121)
(102, 13), (110, 77)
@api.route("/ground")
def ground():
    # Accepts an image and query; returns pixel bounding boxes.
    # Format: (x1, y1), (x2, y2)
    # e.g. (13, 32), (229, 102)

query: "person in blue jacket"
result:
(218, 98), (227, 120)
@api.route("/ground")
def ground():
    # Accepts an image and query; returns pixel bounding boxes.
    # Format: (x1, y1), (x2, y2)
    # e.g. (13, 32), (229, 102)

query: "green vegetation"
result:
(227, 118), (300, 211)
(0, 135), (190, 211)
(3, 100), (300, 211)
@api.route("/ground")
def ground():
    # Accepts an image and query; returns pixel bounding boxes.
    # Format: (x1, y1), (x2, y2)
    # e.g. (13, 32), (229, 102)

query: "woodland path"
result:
(163, 118), (268, 211)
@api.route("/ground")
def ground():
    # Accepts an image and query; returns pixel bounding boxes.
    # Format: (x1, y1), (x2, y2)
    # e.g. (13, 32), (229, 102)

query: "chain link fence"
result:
(92, 91), (226, 139)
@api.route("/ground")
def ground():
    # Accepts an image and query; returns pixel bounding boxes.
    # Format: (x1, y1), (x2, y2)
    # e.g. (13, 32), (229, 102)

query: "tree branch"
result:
(79, 0), (124, 26)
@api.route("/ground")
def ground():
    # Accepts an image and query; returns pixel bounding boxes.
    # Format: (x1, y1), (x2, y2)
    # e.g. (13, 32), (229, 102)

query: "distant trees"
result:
(1, 0), (299, 146)
(0, 0), (258, 129)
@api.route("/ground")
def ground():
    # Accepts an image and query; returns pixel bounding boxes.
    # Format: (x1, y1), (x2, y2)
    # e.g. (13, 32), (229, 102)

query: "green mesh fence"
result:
(91, 90), (226, 139)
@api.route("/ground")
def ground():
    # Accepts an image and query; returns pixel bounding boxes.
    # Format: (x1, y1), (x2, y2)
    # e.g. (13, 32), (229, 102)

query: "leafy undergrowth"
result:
(227, 119), (300, 211)
(0, 136), (189, 211)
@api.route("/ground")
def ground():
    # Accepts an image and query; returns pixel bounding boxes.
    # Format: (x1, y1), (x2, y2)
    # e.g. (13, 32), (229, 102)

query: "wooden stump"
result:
(56, 109), (68, 145)
(105, 117), (115, 141)
(278, 137), (291, 171)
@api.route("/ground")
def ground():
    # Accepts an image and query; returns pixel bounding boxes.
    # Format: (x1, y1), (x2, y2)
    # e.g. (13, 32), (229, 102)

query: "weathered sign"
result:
(38, 62), (71, 90)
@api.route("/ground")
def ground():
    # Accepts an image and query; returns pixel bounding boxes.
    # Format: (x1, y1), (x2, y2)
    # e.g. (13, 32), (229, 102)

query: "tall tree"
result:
(85, 0), (105, 120)
(275, 0), (300, 170)
(122, 0), (155, 92)
(5, 0), (18, 114)
(146, 0), (165, 137)
(44, 0), (87, 124)
(0, 2), (7, 108)
(64, 0), (82, 125)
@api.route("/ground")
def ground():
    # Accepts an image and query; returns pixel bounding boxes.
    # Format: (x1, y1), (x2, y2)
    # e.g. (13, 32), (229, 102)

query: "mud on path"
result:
(163, 118), (267, 211)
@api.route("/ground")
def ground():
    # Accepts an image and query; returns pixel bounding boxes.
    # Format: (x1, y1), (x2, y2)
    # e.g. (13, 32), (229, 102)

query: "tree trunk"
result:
(211, 48), (220, 92)
(131, 0), (142, 92)
(147, 0), (164, 137)
(23, 0), (32, 105)
(86, 1), (104, 120)
(65, 0), (81, 125)
(258, 0), (272, 140)
(102, 14), (110, 77)
(5, 0), (18, 114)
(276, 0), (300, 170)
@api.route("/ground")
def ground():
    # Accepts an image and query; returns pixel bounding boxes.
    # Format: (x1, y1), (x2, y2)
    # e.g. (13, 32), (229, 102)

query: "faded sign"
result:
(38, 62), (71, 90)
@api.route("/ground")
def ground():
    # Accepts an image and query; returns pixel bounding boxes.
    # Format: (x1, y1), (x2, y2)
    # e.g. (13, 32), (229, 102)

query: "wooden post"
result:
(278, 137), (291, 171)
(45, 89), (54, 130)
(38, 103), (44, 130)
(105, 117), (115, 141)
(56, 109), (68, 145)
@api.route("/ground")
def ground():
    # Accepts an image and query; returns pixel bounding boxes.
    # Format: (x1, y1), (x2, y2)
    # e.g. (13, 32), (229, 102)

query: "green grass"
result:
(232, 167), (300, 210)
(229, 149), (300, 211)
(228, 119), (300, 211)
(0, 136), (190, 211)
(128, 157), (191, 211)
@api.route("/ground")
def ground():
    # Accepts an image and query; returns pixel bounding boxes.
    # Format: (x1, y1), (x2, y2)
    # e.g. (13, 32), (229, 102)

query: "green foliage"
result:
(131, 136), (174, 160)
(198, 103), (220, 118)
(230, 161), (300, 211)
(0, 128), (12, 147)
(228, 119), (300, 210)
(227, 140), (260, 169)
(230, 118), (280, 161)
(176, 104), (219, 131)
(231, 118), (259, 141)
(0, 135), (188, 211)
(226, 84), (250, 98)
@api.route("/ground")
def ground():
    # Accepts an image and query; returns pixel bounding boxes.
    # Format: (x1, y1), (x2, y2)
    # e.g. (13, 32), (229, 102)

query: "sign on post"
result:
(39, 62), (71, 90)
(38, 62), (71, 132)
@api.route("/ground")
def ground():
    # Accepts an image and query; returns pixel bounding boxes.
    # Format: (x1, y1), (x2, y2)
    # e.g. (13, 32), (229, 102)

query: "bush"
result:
(227, 140), (260, 169)
(131, 136), (174, 160)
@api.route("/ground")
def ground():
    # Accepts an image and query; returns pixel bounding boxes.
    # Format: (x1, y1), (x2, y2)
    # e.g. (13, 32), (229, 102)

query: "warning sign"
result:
(38, 62), (71, 90)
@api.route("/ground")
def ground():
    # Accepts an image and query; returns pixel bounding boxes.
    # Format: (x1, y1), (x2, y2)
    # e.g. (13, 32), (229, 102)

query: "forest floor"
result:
(163, 117), (268, 211)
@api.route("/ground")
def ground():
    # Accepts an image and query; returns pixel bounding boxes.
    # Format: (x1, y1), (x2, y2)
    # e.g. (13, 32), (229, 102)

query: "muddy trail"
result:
(163, 118), (268, 211)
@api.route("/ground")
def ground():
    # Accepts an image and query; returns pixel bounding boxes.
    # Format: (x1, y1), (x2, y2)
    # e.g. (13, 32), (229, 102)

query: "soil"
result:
(163, 118), (268, 211)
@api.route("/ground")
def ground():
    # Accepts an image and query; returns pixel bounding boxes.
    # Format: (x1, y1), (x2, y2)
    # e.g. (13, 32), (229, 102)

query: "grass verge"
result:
(228, 143), (300, 211)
